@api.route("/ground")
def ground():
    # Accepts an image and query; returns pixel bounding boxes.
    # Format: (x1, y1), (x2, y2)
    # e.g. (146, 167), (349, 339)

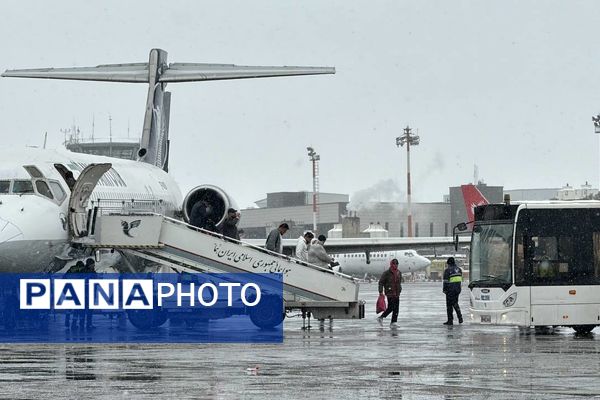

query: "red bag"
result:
(376, 294), (386, 314)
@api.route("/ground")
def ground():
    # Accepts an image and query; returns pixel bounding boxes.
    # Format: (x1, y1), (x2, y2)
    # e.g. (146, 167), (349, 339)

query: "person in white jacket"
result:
(295, 231), (314, 262)
(308, 235), (335, 269)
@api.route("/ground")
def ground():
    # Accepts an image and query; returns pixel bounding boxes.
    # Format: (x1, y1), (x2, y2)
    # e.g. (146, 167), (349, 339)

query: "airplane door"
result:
(67, 163), (112, 238)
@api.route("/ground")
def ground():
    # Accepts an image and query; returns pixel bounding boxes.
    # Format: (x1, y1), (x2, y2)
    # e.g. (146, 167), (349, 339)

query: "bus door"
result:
(527, 232), (600, 326)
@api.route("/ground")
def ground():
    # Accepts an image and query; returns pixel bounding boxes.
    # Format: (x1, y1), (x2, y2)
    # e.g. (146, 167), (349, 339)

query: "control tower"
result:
(63, 125), (140, 160)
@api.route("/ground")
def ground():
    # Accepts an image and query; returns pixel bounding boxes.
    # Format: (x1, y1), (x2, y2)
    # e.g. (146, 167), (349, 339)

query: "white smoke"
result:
(347, 178), (405, 211)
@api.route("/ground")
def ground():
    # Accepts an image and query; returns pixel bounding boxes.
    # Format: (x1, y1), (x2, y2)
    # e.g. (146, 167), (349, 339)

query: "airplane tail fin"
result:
(460, 184), (489, 223)
(2, 48), (335, 171)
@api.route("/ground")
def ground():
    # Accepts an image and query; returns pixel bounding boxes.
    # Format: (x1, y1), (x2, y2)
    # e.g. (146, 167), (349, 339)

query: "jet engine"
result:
(182, 185), (238, 228)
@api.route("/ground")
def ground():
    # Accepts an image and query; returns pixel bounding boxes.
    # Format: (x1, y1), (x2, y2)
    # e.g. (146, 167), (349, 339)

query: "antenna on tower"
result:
(474, 164), (479, 185)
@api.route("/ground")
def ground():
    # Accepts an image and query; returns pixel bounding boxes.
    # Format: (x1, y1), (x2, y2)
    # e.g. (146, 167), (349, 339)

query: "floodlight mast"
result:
(396, 126), (420, 237)
(307, 147), (320, 232)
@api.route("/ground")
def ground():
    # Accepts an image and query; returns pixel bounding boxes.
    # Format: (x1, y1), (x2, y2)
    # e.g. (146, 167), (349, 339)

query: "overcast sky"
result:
(1, 1), (600, 208)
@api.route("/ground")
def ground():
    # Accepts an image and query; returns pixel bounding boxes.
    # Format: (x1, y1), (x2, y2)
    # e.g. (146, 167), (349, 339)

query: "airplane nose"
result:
(421, 257), (432, 268)
(0, 216), (23, 244)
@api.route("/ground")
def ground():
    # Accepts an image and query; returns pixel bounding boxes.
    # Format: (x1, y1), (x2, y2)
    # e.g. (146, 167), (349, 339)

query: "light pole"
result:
(307, 146), (320, 233)
(593, 115), (600, 195)
(396, 126), (420, 237)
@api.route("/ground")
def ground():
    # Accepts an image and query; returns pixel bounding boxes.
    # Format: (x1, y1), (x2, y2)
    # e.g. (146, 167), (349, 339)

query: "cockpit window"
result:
(0, 181), (9, 194)
(23, 166), (44, 179)
(12, 180), (34, 194)
(35, 181), (54, 200)
(49, 181), (66, 202)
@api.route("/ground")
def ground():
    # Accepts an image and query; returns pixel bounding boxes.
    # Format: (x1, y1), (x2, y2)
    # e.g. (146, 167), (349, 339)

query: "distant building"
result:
(556, 182), (598, 201)
(239, 192), (349, 239)
(352, 202), (450, 237)
(504, 183), (598, 202)
(504, 188), (560, 201)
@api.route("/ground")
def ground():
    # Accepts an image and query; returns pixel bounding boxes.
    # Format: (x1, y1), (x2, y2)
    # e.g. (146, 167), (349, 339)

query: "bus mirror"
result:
(452, 223), (468, 251)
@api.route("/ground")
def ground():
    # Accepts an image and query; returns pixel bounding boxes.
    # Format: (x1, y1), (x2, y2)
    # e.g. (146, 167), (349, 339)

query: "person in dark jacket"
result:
(83, 258), (96, 329)
(190, 200), (207, 228)
(377, 259), (403, 327)
(64, 170), (76, 190)
(221, 208), (240, 240)
(190, 200), (218, 232)
(265, 223), (289, 253)
(64, 261), (85, 329)
(443, 257), (463, 325)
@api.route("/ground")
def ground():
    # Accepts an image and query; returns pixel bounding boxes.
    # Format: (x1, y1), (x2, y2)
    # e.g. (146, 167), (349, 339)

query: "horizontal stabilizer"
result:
(160, 63), (335, 83)
(2, 48), (335, 172)
(2, 63), (335, 84)
(1, 63), (150, 83)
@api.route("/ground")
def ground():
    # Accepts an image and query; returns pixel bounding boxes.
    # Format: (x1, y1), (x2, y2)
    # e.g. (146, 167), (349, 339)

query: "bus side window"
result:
(593, 232), (600, 281)
(514, 234), (526, 285)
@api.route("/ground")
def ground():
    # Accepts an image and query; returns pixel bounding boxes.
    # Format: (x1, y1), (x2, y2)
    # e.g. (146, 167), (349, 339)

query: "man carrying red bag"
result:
(377, 259), (403, 327)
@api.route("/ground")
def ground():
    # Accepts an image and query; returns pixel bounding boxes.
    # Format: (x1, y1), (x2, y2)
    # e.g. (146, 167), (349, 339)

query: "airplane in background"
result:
(0, 48), (335, 272)
(330, 249), (431, 277)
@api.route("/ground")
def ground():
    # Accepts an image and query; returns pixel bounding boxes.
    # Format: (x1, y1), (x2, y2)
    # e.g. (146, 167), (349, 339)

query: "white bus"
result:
(467, 200), (600, 334)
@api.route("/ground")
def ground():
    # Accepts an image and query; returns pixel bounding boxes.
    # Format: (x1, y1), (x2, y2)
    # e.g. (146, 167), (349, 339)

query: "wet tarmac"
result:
(0, 282), (599, 399)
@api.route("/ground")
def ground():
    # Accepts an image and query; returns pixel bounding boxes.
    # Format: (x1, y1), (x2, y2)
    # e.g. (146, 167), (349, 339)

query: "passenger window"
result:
(49, 181), (66, 202)
(35, 181), (54, 200)
(529, 236), (580, 282)
(12, 180), (33, 194)
(0, 181), (9, 194)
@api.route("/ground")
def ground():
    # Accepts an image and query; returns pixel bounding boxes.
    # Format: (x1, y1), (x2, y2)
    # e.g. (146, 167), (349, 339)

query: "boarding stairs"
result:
(72, 203), (364, 321)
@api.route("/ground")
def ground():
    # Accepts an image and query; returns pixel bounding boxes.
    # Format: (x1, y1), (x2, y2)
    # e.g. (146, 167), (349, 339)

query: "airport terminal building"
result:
(239, 182), (597, 239)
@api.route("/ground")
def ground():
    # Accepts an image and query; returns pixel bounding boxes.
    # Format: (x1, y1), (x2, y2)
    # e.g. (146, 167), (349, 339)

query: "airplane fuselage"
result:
(331, 249), (431, 277)
(0, 148), (182, 272)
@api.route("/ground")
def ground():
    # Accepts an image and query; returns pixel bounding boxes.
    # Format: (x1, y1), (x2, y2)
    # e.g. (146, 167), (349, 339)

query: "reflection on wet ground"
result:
(0, 282), (598, 399)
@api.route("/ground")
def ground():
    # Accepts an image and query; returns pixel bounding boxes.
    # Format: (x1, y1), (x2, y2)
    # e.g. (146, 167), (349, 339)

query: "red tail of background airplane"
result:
(461, 184), (489, 223)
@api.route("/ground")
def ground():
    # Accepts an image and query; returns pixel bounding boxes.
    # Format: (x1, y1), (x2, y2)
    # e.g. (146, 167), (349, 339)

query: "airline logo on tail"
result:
(460, 184), (489, 223)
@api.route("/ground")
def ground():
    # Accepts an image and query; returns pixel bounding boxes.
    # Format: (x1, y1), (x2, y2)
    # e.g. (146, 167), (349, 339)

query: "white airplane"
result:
(0, 48), (335, 272)
(330, 249), (431, 277)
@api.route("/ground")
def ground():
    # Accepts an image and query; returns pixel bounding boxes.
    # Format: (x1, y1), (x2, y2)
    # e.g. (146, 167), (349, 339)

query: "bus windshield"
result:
(470, 223), (513, 287)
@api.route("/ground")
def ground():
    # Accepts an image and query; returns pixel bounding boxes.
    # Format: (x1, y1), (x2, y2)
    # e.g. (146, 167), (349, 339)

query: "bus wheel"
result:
(249, 295), (284, 330)
(573, 325), (596, 335)
(127, 309), (168, 330)
(185, 318), (208, 328)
